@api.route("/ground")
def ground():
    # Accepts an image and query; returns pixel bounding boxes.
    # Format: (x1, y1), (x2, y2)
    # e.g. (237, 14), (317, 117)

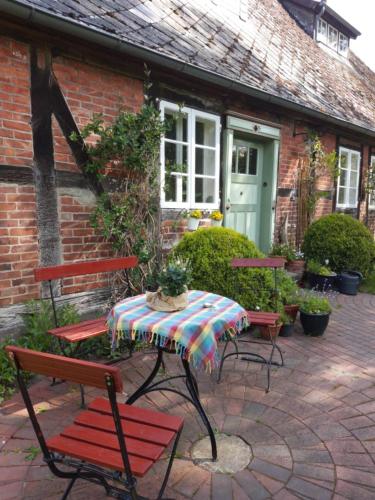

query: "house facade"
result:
(0, 0), (374, 335)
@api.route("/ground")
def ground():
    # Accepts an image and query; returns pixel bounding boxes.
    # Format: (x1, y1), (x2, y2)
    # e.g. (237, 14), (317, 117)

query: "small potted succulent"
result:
(307, 259), (337, 291)
(209, 210), (224, 227)
(298, 292), (332, 336)
(187, 209), (202, 231)
(146, 258), (192, 312)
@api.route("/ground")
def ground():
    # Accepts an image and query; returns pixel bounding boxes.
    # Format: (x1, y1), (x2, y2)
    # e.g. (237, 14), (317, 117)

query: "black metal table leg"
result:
(126, 348), (217, 461)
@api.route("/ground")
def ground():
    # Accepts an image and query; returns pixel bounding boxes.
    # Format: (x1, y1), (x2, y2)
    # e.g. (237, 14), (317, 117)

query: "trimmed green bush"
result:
(302, 214), (375, 277)
(173, 227), (276, 311)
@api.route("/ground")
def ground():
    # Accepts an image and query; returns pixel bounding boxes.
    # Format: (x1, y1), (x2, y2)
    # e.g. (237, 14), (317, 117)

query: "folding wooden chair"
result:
(6, 346), (184, 500)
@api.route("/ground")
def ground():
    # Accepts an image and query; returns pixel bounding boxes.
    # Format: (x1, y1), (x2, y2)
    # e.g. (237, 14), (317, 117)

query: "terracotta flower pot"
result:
(284, 304), (299, 322)
(285, 260), (305, 273)
(259, 324), (281, 340)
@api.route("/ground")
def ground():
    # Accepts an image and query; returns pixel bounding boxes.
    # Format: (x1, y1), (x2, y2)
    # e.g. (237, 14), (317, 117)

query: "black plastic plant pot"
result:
(300, 311), (330, 336)
(337, 271), (363, 296)
(308, 272), (337, 291)
(279, 323), (294, 337)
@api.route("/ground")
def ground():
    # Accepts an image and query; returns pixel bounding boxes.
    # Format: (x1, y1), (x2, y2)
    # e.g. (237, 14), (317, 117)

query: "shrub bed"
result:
(173, 227), (276, 311)
(302, 214), (375, 277)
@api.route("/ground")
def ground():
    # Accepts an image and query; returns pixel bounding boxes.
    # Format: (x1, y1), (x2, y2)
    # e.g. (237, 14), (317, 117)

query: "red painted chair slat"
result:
(48, 317), (108, 343)
(75, 410), (176, 447)
(34, 256), (138, 282)
(5, 346), (123, 392)
(89, 397), (183, 432)
(247, 311), (280, 326)
(46, 435), (153, 477)
(61, 424), (165, 461)
(231, 257), (286, 268)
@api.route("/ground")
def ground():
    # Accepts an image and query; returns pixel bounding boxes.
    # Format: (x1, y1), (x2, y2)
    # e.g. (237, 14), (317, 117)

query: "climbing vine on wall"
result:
(71, 74), (167, 298)
(296, 131), (338, 246)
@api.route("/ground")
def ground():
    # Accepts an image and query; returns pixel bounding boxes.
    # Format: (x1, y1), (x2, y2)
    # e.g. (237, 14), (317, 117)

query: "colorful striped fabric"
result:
(107, 290), (248, 371)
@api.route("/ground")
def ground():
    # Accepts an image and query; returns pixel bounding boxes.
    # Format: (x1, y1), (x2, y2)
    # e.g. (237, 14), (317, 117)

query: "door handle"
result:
(226, 204), (231, 210)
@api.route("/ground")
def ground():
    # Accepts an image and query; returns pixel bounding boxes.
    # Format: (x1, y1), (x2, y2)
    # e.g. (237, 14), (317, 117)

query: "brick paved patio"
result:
(2, 292), (375, 499)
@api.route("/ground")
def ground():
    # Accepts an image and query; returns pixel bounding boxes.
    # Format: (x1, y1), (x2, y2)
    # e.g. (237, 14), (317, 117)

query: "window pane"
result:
(328, 26), (338, 50)
(195, 148), (215, 176)
(165, 142), (188, 171)
(165, 111), (187, 142)
(195, 177), (215, 204)
(339, 169), (347, 187)
(339, 33), (348, 55)
(249, 148), (258, 175)
(195, 117), (216, 147)
(317, 19), (327, 42)
(232, 146), (237, 173)
(350, 171), (358, 188)
(338, 187), (345, 205)
(237, 146), (248, 174)
(349, 188), (357, 206)
(164, 173), (188, 203)
(351, 153), (360, 171)
(340, 151), (348, 169)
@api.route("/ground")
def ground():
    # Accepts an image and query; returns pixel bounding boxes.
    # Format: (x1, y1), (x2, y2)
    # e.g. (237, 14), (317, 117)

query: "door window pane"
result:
(338, 187), (345, 205)
(165, 111), (187, 142)
(349, 188), (357, 206)
(351, 153), (359, 171)
(195, 177), (215, 203)
(232, 146), (237, 173)
(339, 169), (347, 187)
(340, 151), (348, 169)
(195, 148), (215, 176)
(237, 146), (248, 174)
(195, 117), (216, 147)
(249, 148), (258, 175)
(350, 171), (358, 188)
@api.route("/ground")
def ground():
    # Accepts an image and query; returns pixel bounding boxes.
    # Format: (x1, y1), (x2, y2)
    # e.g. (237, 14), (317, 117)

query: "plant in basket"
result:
(146, 258), (192, 312)
(187, 209), (202, 231)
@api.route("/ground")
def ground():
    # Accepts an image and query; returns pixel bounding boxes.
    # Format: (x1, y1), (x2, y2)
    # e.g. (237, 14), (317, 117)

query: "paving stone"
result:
(336, 466), (375, 488)
(340, 415), (374, 430)
(211, 473), (233, 500)
(250, 457), (291, 482)
(291, 449), (332, 464)
(234, 469), (269, 500)
(335, 479), (375, 500)
(293, 463), (335, 482)
(287, 476), (332, 500)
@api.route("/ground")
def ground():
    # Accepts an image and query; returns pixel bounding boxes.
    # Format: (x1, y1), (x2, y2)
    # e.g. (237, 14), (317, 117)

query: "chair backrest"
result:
(6, 346), (123, 393)
(231, 257), (286, 268)
(34, 256), (138, 282)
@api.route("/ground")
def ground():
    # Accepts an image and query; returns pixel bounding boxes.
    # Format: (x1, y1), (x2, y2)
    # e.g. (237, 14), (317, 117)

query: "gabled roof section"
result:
(2, 0), (374, 135)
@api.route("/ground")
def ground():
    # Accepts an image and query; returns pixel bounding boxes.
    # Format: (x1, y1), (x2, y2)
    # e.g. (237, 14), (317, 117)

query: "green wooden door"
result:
(224, 137), (263, 245)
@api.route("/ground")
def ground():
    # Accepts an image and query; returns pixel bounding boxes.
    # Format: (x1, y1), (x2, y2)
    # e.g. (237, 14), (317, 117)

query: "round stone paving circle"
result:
(191, 433), (252, 473)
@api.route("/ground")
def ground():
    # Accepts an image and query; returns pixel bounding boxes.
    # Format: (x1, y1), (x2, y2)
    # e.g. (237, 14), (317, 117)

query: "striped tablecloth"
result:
(107, 290), (248, 371)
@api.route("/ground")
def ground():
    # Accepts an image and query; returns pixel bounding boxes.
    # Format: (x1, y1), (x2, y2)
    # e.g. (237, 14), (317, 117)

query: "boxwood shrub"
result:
(302, 213), (375, 277)
(173, 227), (277, 311)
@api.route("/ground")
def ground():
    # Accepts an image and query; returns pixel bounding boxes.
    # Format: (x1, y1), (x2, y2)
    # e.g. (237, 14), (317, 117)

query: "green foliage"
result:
(276, 271), (299, 305)
(72, 100), (166, 297)
(0, 301), (80, 403)
(158, 258), (192, 297)
(269, 243), (296, 262)
(360, 266), (375, 294)
(299, 293), (332, 314)
(306, 260), (334, 276)
(172, 227), (275, 311)
(302, 213), (375, 277)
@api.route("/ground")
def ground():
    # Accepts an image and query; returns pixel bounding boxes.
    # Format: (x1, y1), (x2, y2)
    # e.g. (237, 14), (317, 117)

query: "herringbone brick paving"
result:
(1, 292), (375, 499)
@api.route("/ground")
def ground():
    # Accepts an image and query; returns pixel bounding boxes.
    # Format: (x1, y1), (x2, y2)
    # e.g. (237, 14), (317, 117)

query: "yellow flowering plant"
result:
(209, 210), (223, 221)
(189, 209), (202, 219)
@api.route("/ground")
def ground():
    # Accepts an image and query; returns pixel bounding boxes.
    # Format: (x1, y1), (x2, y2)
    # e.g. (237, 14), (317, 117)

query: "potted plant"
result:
(286, 250), (305, 274)
(277, 271), (300, 321)
(187, 209), (202, 231)
(279, 311), (294, 337)
(307, 259), (337, 291)
(269, 244), (305, 275)
(209, 210), (224, 227)
(299, 292), (332, 336)
(146, 258), (192, 312)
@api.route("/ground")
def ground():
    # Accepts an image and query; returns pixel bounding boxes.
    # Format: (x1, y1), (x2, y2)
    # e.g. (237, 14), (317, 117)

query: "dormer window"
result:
(317, 18), (349, 57)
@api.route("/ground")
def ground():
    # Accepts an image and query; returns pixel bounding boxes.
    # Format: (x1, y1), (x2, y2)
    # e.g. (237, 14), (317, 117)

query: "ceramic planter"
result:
(284, 304), (299, 322)
(211, 219), (223, 227)
(187, 217), (200, 231)
(279, 323), (294, 337)
(308, 272), (337, 291)
(300, 310), (330, 336)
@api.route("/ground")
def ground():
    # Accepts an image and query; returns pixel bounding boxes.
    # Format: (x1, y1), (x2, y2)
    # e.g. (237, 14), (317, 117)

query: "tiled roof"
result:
(6, 0), (375, 133)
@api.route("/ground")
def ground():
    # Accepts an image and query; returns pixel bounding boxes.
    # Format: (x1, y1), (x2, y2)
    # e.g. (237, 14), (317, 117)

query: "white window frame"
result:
(338, 33), (349, 56)
(316, 18), (349, 57)
(336, 147), (361, 209)
(369, 155), (375, 209)
(160, 100), (220, 210)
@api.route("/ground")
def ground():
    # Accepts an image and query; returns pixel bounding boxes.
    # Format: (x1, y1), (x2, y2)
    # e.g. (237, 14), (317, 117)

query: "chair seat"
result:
(47, 316), (108, 343)
(46, 397), (184, 477)
(247, 311), (280, 327)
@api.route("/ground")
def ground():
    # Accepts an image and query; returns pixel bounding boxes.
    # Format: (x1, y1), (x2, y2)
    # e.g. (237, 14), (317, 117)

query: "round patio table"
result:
(107, 290), (248, 461)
